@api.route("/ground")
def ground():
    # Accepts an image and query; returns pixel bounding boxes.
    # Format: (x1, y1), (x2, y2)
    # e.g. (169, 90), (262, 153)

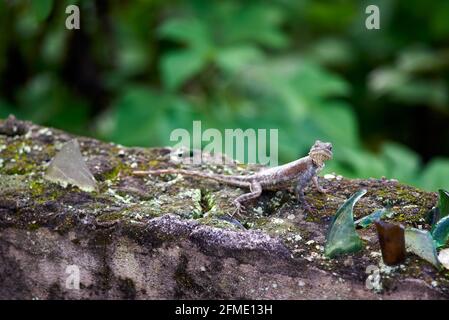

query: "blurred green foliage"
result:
(1, 0), (449, 191)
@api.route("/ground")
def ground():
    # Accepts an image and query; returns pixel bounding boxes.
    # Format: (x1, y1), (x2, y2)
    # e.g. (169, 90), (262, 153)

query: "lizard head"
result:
(309, 140), (333, 165)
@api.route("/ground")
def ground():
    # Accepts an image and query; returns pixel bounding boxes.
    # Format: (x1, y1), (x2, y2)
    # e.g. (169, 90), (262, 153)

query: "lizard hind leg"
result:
(230, 182), (262, 217)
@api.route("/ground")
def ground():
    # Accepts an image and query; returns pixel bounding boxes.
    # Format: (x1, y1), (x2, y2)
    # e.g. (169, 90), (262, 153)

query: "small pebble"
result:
(343, 257), (354, 267)
(272, 218), (284, 224)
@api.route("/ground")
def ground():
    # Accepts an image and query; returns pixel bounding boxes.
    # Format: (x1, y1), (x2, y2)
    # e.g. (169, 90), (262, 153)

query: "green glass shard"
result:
(437, 189), (449, 220)
(44, 139), (98, 193)
(430, 190), (449, 231)
(405, 228), (441, 269)
(355, 208), (390, 229)
(324, 189), (366, 258)
(426, 207), (440, 227)
(431, 216), (449, 248)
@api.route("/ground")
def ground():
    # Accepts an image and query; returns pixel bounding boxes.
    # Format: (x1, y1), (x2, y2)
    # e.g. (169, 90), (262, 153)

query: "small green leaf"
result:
(405, 228), (441, 269)
(432, 216), (449, 248)
(108, 87), (164, 146)
(158, 17), (211, 50)
(381, 142), (420, 184)
(418, 159), (449, 191)
(337, 147), (388, 179)
(355, 208), (390, 229)
(398, 48), (447, 73)
(216, 45), (264, 74)
(324, 189), (365, 258)
(312, 102), (359, 149)
(160, 49), (207, 91)
(30, 0), (53, 22)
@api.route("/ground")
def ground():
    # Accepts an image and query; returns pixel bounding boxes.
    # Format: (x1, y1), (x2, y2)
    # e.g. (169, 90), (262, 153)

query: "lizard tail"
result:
(133, 169), (250, 187)
(134, 169), (182, 176)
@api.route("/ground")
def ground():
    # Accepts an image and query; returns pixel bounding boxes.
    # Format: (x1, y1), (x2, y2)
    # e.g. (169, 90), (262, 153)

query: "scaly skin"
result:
(134, 140), (333, 217)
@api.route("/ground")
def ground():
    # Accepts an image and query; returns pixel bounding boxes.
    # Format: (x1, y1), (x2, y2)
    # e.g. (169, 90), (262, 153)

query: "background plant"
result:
(1, 0), (449, 191)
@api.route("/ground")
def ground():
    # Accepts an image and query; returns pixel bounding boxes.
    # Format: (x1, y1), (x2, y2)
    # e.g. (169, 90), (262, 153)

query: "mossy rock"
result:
(0, 117), (447, 299)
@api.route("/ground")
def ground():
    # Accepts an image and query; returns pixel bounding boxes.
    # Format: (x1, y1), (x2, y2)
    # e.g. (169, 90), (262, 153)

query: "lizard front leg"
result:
(295, 179), (312, 212)
(230, 182), (262, 217)
(312, 176), (327, 193)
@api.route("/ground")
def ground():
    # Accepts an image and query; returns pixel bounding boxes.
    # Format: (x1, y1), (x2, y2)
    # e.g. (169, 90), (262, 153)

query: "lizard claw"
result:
(230, 202), (246, 218)
(301, 201), (313, 213)
(317, 187), (328, 194)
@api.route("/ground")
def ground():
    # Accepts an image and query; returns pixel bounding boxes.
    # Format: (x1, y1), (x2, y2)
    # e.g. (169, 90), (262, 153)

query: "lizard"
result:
(133, 140), (333, 217)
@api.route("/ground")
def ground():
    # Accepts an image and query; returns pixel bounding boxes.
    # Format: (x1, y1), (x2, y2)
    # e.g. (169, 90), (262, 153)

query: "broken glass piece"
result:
(437, 189), (449, 220)
(355, 208), (391, 229)
(438, 248), (449, 270)
(375, 221), (406, 266)
(426, 207), (440, 227)
(324, 189), (366, 258)
(405, 228), (441, 269)
(428, 190), (449, 229)
(431, 216), (449, 248)
(44, 139), (97, 192)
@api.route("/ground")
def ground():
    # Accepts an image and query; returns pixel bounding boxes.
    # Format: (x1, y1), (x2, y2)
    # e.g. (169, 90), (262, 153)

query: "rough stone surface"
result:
(0, 117), (448, 299)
